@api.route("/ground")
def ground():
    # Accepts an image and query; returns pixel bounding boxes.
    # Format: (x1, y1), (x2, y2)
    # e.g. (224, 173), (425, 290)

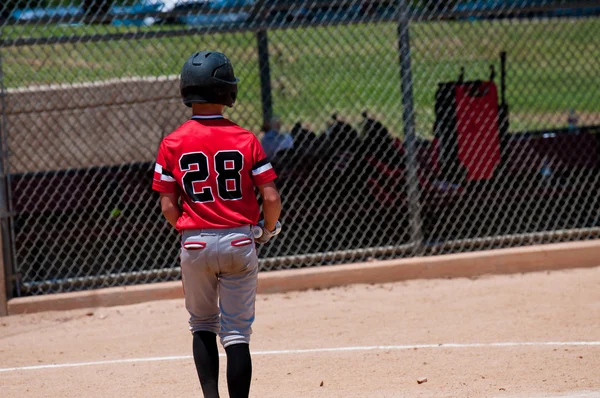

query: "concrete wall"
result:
(2, 76), (263, 174)
(2, 76), (185, 174)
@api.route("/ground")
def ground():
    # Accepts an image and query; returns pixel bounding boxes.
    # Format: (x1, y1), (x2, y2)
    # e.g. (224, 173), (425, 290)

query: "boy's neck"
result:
(192, 103), (225, 116)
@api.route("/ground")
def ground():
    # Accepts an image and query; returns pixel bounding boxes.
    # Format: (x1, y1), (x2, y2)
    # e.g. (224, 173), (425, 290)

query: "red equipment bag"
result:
(434, 78), (503, 183)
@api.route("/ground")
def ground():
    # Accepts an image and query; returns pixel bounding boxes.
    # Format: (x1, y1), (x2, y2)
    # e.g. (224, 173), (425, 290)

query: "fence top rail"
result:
(1, 0), (599, 48)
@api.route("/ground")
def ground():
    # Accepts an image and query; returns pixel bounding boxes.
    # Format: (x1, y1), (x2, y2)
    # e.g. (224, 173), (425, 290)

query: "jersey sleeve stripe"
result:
(160, 174), (176, 182)
(252, 158), (270, 170)
(252, 162), (273, 176)
(155, 163), (176, 182)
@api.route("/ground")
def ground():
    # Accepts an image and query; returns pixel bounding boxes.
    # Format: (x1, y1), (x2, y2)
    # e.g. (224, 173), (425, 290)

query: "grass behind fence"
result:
(3, 17), (599, 136)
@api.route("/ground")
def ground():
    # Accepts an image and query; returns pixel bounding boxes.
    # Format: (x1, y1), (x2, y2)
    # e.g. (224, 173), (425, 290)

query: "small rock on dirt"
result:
(319, 381), (324, 387)
(417, 377), (427, 384)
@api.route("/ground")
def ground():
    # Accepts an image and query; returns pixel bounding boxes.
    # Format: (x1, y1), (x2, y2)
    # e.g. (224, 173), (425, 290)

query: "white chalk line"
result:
(1, 341), (599, 373)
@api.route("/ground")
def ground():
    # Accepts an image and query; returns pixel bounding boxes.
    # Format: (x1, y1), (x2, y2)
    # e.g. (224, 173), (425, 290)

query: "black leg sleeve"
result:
(193, 331), (220, 398)
(225, 343), (252, 398)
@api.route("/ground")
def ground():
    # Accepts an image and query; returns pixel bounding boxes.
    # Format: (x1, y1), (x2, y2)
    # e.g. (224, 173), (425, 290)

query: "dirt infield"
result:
(1, 266), (599, 397)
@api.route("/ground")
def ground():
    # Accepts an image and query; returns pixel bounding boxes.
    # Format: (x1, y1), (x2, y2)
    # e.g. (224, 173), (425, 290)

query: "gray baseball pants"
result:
(180, 225), (258, 348)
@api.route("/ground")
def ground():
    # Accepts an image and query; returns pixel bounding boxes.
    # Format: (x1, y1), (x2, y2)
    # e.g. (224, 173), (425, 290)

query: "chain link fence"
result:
(1, 0), (599, 296)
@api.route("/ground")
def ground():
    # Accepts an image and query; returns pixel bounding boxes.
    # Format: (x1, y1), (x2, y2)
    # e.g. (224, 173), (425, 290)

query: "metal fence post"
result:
(0, 227), (6, 316)
(0, 50), (11, 313)
(397, 0), (423, 252)
(256, 29), (273, 129)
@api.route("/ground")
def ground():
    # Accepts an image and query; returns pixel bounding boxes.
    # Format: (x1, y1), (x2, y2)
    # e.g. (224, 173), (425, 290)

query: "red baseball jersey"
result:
(152, 115), (277, 230)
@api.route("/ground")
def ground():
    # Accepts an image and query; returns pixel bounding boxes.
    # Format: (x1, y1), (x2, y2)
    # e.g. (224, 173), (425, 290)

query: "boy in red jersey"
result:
(152, 51), (282, 398)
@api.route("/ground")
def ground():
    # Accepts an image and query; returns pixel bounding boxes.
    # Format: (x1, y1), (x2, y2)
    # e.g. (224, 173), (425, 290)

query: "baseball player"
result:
(152, 50), (282, 398)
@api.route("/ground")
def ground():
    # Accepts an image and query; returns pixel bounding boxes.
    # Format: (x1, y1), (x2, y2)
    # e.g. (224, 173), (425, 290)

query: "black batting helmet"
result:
(180, 51), (239, 108)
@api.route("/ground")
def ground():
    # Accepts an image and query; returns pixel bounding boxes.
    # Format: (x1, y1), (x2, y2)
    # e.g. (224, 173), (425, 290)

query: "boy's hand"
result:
(254, 220), (282, 245)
